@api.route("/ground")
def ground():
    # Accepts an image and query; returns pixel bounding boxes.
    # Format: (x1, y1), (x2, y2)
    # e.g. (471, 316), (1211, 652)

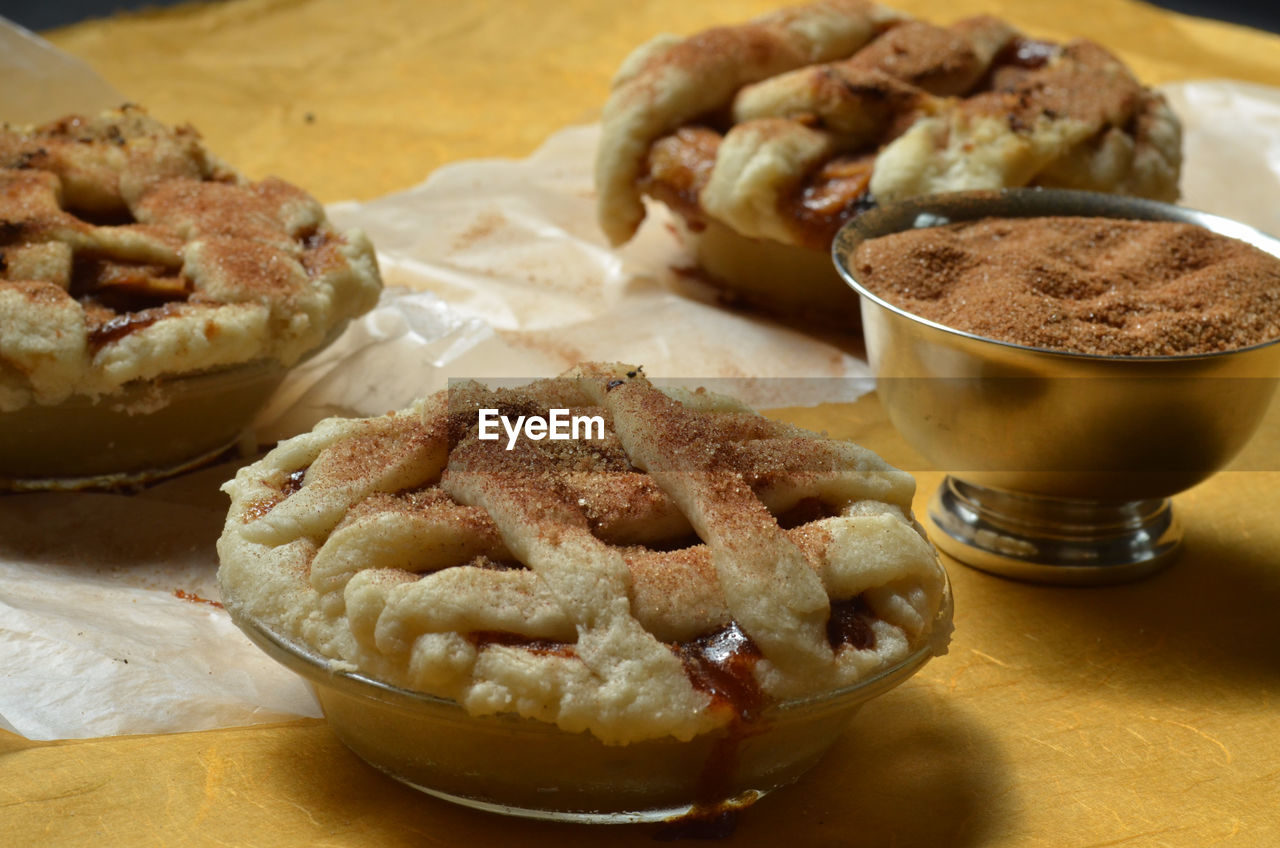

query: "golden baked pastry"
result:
(0, 106), (381, 413)
(217, 363), (949, 744)
(596, 0), (1181, 317)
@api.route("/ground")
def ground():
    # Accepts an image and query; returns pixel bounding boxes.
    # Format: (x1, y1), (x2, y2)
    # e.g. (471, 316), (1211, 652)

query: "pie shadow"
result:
(257, 684), (1007, 848)
(963, 502), (1280, 695)
(0, 458), (241, 588)
(727, 685), (1007, 847)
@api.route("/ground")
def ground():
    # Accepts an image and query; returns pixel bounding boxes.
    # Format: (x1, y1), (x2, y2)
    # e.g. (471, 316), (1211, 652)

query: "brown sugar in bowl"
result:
(832, 188), (1280, 584)
(850, 215), (1280, 357)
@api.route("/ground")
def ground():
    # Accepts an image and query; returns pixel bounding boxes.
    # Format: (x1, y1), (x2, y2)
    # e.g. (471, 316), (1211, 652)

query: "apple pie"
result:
(218, 363), (949, 744)
(596, 0), (1181, 318)
(0, 105), (381, 412)
(0, 106), (381, 486)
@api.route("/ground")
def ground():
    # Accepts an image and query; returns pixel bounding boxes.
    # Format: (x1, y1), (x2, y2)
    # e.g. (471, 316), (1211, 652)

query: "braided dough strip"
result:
(732, 18), (1018, 128)
(595, 0), (904, 245)
(1033, 91), (1182, 202)
(869, 40), (1177, 203)
(702, 17), (1020, 246)
(439, 381), (717, 741)
(700, 119), (840, 245)
(591, 365), (898, 684)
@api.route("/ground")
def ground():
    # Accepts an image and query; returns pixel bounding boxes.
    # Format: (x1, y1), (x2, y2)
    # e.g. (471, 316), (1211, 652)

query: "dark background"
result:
(1, 0), (1279, 34)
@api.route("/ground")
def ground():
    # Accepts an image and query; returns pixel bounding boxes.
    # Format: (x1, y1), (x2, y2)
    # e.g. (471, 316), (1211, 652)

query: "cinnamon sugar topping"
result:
(600, 2), (1180, 255)
(218, 364), (949, 744)
(853, 216), (1280, 356)
(0, 106), (381, 411)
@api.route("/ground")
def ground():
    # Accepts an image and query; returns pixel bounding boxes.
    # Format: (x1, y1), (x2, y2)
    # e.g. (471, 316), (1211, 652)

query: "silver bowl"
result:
(832, 189), (1280, 585)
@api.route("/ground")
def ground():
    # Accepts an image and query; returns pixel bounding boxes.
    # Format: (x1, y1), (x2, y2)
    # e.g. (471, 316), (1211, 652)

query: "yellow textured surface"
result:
(40, 0), (1280, 202)
(2, 1), (1279, 845)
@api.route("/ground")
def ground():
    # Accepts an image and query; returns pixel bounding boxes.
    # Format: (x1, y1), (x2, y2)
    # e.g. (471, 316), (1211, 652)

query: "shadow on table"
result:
(961, 497), (1280, 694)
(0, 458), (240, 589)
(737, 685), (1008, 847)
(255, 684), (1008, 848)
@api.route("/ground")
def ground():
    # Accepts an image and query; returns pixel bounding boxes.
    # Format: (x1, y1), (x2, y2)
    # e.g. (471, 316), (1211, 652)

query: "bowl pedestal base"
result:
(926, 476), (1182, 585)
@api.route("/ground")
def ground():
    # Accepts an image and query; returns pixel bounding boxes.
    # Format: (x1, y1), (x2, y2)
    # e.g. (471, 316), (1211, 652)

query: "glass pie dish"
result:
(0, 319), (348, 491)
(228, 590), (951, 824)
(0, 359), (284, 491)
(216, 363), (954, 823)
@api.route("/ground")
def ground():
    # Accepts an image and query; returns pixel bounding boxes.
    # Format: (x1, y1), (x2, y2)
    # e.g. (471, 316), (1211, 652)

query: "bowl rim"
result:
(831, 187), (1280, 364)
(225, 583), (952, 726)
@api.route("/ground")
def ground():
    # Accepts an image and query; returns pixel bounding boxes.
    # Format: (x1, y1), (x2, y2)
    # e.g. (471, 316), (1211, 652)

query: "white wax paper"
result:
(1162, 80), (1280, 237)
(0, 16), (125, 124)
(1, 20), (1277, 738)
(0, 464), (318, 738)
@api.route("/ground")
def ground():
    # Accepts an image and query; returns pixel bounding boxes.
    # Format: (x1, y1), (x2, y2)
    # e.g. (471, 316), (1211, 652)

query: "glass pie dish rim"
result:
(222, 515), (952, 823)
(0, 321), (351, 491)
(226, 577), (952, 724)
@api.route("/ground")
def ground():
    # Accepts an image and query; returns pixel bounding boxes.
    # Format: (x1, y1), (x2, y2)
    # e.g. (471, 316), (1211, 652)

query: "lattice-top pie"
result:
(218, 363), (949, 744)
(0, 106), (381, 412)
(595, 0), (1181, 316)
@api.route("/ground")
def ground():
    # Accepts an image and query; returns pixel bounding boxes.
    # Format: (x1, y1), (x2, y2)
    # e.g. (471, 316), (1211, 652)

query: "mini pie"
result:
(0, 106), (381, 413)
(218, 363), (949, 745)
(595, 0), (1181, 315)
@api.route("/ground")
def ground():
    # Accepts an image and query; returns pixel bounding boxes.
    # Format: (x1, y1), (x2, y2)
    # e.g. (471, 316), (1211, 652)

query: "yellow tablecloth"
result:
(39, 0), (1280, 204)
(3, 2), (1279, 845)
